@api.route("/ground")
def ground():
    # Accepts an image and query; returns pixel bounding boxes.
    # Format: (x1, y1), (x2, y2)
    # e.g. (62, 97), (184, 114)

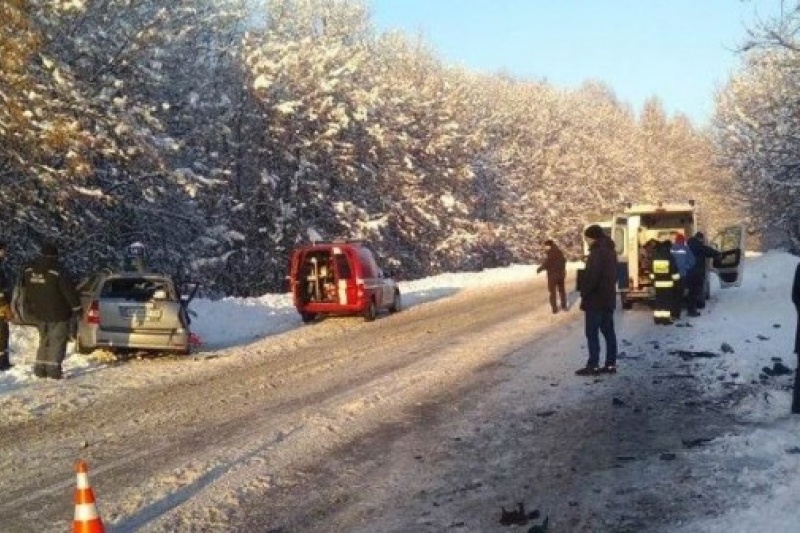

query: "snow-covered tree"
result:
(714, 4), (800, 249)
(24, 0), (253, 285)
(0, 0), (738, 295)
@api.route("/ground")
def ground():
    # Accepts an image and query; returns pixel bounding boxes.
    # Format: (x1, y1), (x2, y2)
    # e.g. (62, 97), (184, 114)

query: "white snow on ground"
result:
(2, 253), (800, 531)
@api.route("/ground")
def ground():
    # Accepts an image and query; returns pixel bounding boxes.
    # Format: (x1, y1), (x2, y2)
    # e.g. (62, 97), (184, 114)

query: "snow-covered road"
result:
(0, 253), (798, 532)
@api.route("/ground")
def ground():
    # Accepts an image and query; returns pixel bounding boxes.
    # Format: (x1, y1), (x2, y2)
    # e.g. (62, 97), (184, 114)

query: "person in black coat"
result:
(792, 262), (800, 414)
(577, 225), (618, 375)
(22, 241), (81, 379)
(686, 232), (721, 315)
(0, 242), (12, 371)
(536, 239), (568, 313)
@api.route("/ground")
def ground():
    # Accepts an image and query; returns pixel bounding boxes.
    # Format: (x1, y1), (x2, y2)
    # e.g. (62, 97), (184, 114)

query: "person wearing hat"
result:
(21, 241), (81, 379)
(669, 233), (696, 319)
(576, 224), (618, 375)
(0, 241), (12, 371)
(536, 239), (568, 314)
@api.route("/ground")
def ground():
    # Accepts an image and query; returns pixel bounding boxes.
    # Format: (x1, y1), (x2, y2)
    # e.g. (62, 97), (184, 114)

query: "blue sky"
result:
(369, 0), (785, 125)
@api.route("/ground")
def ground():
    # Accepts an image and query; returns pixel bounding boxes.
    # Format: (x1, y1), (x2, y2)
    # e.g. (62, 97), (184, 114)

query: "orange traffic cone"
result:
(73, 460), (105, 533)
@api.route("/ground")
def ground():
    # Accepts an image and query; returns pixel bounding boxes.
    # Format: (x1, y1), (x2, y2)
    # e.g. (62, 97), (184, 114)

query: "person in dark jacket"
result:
(577, 225), (618, 375)
(536, 239), (568, 313)
(0, 242), (12, 371)
(669, 234), (695, 319)
(686, 232), (721, 315)
(640, 238), (659, 276)
(22, 241), (81, 379)
(792, 263), (800, 414)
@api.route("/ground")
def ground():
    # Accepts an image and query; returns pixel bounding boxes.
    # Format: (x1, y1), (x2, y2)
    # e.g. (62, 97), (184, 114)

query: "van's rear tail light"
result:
(85, 300), (101, 325)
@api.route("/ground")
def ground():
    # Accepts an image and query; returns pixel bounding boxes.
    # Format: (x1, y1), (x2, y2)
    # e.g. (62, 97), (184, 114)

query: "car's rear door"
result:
(358, 248), (388, 307)
(78, 271), (107, 310)
(711, 224), (746, 288)
(378, 269), (394, 306)
(99, 277), (184, 332)
(332, 250), (354, 305)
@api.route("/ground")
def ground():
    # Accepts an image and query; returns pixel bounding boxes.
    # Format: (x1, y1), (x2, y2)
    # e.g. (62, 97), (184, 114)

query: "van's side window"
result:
(335, 254), (352, 280)
(357, 248), (378, 277)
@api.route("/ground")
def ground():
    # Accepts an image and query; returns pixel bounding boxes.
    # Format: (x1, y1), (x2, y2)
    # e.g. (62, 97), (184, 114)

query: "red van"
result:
(289, 241), (402, 323)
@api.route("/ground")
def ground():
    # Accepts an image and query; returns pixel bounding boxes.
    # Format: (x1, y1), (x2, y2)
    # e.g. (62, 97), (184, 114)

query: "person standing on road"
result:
(669, 234), (695, 320)
(22, 241), (81, 379)
(576, 225), (618, 375)
(0, 242), (13, 371)
(686, 232), (721, 315)
(791, 262), (800, 414)
(651, 240), (680, 325)
(536, 239), (568, 314)
(640, 238), (659, 276)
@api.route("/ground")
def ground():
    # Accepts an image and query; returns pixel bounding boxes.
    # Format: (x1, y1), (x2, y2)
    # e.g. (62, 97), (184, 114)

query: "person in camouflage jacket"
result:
(22, 241), (81, 379)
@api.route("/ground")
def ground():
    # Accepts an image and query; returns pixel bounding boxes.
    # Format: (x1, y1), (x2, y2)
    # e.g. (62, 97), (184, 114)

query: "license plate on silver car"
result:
(120, 306), (162, 320)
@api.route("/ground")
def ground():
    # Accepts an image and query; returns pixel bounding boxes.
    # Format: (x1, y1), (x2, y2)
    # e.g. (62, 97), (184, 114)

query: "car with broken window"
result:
(74, 269), (196, 355)
(288, 240), (401, 323)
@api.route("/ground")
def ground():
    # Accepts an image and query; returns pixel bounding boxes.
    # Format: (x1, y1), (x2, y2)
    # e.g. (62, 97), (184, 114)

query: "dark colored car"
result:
(289, 241), (401, 322)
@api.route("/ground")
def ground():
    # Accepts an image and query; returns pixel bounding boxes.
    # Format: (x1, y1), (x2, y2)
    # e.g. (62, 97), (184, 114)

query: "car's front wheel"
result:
(300, 312), (317, 324)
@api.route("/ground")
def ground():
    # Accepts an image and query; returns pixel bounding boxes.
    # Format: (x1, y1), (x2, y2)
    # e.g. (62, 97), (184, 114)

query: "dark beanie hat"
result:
(584, 225), (605, 240)
(543, 239), (554, 247)
(41, 241), (59, 257)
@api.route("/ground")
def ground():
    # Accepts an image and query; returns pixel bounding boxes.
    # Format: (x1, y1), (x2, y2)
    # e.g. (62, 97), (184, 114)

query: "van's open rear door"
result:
(613, 215), (628, 261)
(711, 224), (746, 288)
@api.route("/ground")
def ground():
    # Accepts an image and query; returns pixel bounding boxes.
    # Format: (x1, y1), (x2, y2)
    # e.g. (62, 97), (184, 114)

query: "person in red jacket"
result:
(536, 239), (567, 313)
(577, 225), (618, 375)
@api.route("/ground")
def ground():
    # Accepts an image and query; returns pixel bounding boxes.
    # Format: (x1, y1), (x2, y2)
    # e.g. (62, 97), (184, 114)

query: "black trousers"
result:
(0, 319), (9, 369)
(671, 279), (684, 319)
(547, 276), (567, 311)
(653, 285), (674, 323)
(34, 321), (69, 379)
(686, 271), (705, 313)
(793, 363), (800, 414)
